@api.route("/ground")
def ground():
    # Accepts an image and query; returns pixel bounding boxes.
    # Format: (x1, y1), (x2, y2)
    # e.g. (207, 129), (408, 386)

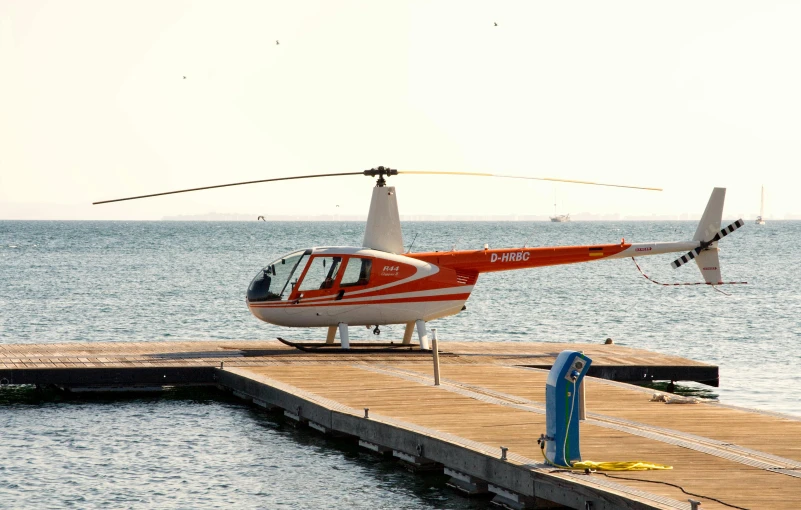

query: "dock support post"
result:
(415, 319), (430, 350)
(326, 326), (336, 344)
(402, 321), (415, 344)
(431, 328), (441, 386)
(338, 323), (350, 349)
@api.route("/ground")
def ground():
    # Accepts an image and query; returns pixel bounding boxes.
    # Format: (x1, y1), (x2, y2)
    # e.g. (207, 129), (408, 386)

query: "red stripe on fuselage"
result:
(409, 244), (631, 274)
(248, 292), (472, 309)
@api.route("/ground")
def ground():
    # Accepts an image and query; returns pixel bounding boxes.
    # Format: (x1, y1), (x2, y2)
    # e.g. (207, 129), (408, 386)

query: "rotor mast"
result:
(362, 166), (403, 254)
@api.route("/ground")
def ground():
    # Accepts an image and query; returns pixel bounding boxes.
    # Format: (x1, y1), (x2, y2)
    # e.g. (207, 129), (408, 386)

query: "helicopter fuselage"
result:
(244, 240), (693, 328)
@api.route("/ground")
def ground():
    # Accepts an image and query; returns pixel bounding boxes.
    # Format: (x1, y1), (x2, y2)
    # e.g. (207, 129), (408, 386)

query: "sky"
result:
(1, 0), (799, 220)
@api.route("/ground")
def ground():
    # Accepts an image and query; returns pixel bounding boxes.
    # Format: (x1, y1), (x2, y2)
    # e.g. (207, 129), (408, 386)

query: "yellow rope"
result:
(572, 460), (672, 471)
(541, 447), (672, 471)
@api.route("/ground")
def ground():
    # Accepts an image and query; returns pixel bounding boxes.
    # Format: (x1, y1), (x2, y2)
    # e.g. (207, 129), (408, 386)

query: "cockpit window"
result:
(247, 250), (309, 302)
(298, 256), (342, 291)
(339, 257), (372, 287)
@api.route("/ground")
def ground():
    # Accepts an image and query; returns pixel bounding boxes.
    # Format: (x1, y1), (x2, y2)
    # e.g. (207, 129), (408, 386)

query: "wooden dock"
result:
(3, 340), (799, 509)
(0, 339), (717, 386)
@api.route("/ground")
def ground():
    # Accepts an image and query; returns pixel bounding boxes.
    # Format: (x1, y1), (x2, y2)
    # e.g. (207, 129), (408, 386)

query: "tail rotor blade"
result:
(713, 218), (745, 241)
(703, 218), (745, 247)
(671, 250), (698, 269)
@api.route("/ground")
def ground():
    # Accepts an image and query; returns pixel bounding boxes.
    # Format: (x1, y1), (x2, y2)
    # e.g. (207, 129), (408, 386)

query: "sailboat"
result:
(549, 190), (570, 222)
(755, 186), (766, 225)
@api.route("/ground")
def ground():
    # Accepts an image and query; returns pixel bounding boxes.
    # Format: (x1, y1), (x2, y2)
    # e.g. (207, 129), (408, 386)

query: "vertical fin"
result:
(693, 188), (726, 242)
(694, 250), (722, 285)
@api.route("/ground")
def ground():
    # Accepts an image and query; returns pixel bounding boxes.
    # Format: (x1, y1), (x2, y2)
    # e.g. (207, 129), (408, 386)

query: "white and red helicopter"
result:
(95, 167), (743, 349)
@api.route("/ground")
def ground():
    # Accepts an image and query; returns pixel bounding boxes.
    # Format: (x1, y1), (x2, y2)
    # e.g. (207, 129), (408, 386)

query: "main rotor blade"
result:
(94, 166), (660, 205)
(397, 171), (662, 191)
(93, 172), (364, 205)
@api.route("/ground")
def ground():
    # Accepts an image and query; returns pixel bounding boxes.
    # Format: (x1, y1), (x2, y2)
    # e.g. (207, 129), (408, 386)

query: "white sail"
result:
(756, 185), (766, 225)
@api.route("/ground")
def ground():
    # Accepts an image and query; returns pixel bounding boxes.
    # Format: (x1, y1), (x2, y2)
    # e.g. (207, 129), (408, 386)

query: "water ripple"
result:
(1, 220), (799, 507)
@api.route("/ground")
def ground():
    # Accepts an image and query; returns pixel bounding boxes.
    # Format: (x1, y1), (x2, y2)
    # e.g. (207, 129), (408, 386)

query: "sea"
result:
(1, 220), (798, 509)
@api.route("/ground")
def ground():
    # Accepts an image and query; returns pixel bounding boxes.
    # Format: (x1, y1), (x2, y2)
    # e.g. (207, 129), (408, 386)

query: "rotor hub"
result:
(363, 166), (398, 187)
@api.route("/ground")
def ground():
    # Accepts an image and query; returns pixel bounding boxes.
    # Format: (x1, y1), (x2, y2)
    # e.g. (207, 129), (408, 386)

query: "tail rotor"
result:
(668, 187), (745, 286)
(670, 219), (745, 270)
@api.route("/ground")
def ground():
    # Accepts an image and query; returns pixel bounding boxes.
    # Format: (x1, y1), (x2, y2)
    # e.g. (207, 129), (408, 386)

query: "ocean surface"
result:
(1, 220), (799, 508)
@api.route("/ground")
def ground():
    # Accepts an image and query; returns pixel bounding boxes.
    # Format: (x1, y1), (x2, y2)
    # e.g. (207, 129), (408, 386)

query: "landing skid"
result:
(277, 337), (435, 354)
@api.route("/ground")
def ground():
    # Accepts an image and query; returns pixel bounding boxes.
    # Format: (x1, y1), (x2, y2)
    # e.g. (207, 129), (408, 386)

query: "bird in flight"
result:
(276, 40), (280, 45)
(257, 215), (265, 221)
(182, 76), (186, 79)
(493, 22), (498, 26)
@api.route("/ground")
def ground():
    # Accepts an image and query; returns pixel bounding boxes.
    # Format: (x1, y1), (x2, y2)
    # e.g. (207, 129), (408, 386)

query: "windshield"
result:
(247, 250), (310, 302)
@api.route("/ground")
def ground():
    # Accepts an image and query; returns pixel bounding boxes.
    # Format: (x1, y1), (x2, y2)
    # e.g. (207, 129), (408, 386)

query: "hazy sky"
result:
(2, 1), (799, 220)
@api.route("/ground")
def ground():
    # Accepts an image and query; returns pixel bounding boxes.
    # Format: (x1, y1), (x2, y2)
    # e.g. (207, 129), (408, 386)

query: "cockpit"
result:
(247, 249), (373, 302)
(247, 249), (311, 302)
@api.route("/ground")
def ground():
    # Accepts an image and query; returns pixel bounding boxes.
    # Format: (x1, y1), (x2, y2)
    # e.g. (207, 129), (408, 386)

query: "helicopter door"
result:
(338, 257), (372, 288)
(291, 256), (343, 301)
(323, 257), (373, 319)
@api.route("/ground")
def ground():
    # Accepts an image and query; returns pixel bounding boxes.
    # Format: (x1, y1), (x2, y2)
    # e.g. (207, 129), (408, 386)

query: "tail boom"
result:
(410, 241), (697, 274)
(605, 241), (701, 260)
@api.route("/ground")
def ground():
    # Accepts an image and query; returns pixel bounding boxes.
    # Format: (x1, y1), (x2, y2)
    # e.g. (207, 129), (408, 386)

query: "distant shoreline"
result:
(2, 217), (792, 222)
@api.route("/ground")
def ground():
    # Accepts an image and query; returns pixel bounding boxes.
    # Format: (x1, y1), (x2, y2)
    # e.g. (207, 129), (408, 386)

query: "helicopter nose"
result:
(247, 269), (273, 302)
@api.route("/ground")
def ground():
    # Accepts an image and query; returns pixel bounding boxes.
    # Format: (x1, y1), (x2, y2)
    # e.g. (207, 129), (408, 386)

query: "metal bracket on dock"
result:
(284, 407), (306, 423)
(392, 449), (439, 472)
(358, 440), (391, 454)
(252, 398), (278, 410)
(283, 410), (302, 422)
(488, 484), (537, 510)
(308, 421), (329, 434)
(444, 467), (488, 496)
(62, 385), (168, 393)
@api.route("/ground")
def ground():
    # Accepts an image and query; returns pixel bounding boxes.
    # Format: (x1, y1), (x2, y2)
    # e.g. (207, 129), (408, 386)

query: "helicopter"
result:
(94, 166), (743, 349)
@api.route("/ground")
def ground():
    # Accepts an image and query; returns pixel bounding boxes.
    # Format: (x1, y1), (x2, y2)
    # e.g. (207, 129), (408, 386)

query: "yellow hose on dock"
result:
(541, 447), (672, 471)
(572, 460), (672, 471)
